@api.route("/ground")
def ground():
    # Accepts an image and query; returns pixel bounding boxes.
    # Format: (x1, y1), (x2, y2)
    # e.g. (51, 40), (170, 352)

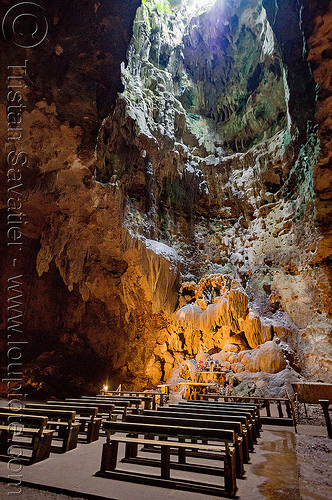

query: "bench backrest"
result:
(81, 396), (142, 406)
(102, 420), (236, 443)
(176, 402), (259, 413)
(26, 403), (98, 419)
(66, 398), (130, 408)
(171, 404), (254, 419)
(1, 407), (76, 422)
(0, 412), (47, 432)
(59, 400), (115, 411)
(182, 400), (259, 410)
(126, 414), (242, 433)
(162, 406), (250, 423)
(144, 409), (248, 426)
(176, 402), (259, 420)
(203, 394), (285, 403)
(99, 391), (156, 397)
(82, 395), (143, 401)
(96, 395), (152, 402)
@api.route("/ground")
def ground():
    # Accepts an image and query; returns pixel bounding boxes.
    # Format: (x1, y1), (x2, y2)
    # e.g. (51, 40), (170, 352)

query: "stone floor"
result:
(0, 423), (331, 499)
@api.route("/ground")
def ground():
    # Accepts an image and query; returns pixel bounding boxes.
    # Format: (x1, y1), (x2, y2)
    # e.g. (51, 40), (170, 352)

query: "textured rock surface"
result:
(0, 0), (331, 396)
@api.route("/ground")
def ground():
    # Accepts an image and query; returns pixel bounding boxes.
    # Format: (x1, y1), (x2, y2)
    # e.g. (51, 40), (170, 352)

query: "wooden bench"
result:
(78, 397), (135, 417)
(98, 420), (237, 497)
(59, 400), (115, 421)
(168, 403), (260, 438)
(142, 408), (252, 459)
(178, 400), (261, 429)
(174, 401), (260, 430)
(26, 404), (101, 443)
(95, 395), (154, 410)
(203, 394), (294, 427)
(100, 391), (168, 408)
(1, 407), (79, 453)
(125, 413), (246, 476)
(157, 407), (255, 450)
(82, 395), (147, 411)
(0, 412), (53, 464)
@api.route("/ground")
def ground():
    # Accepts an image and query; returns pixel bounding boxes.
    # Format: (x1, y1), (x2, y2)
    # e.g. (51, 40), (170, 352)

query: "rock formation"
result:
(0, 0), (331, 397)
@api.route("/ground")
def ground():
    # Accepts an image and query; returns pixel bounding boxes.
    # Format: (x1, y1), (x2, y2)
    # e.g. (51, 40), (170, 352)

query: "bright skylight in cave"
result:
(184, 0), (218, 16)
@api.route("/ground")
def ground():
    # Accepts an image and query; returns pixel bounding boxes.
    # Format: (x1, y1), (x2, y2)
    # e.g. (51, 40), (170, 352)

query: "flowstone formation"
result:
(1, 0), (331, 396)
(175, 274), (272, 352)
(169, 273), (296, 396)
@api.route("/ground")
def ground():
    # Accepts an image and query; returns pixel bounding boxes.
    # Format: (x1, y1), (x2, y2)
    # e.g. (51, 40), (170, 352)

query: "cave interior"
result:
(0, 0), (331, 401)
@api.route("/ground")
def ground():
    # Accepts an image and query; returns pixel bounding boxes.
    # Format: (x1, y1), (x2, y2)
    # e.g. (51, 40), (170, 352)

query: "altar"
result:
(196, 371), (227, 385)
(178, 382), (217, 400)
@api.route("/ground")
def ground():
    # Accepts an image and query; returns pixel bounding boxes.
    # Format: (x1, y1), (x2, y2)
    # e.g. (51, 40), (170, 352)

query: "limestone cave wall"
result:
(0, 0), (331, 397)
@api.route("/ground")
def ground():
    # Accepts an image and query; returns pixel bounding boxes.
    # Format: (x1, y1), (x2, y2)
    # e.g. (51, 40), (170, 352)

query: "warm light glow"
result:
(103, 385), (108, 392)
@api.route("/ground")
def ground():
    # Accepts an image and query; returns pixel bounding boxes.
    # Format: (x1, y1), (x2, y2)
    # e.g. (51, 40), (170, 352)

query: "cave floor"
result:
(0, 424), (331, 500)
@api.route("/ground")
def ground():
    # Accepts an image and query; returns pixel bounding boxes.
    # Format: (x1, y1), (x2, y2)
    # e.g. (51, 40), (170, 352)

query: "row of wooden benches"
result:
(0, 394), (151, 463)
(0, 395), (292, 496)
(98, 391), (168, 408)
(98, 400), (263, 497)
(202, 394), (296, 427)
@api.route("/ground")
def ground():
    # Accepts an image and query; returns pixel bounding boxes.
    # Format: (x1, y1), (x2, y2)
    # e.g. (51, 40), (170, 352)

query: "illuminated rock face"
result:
(0, 0), (331, 396)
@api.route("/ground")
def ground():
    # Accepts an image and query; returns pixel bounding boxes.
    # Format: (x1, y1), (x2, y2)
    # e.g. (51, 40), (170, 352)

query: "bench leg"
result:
(31, 433), (53, 463)
(252, 420), (259, 441)
(86, 423), (93, 443)
(87, 421), (100, 443)
(266, 401), (271, 417)
(125, 434), (138, 459)
(101, 441), (118, 472)
(190, 437), (198, 452)
(79, 421), (87, 434)
(285, 400), (292, 418)
(0, 431), (9, 454)
(247, 427), (254, 451)
(224, 452), (237, 497)
(242, 435), (249, 463)
(235, 441), (244, 477)
(143, 433), (155, 450)
(178, 438), (186, 464)
(63, 425), (80, 452)
(160, 445), (170, 479)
